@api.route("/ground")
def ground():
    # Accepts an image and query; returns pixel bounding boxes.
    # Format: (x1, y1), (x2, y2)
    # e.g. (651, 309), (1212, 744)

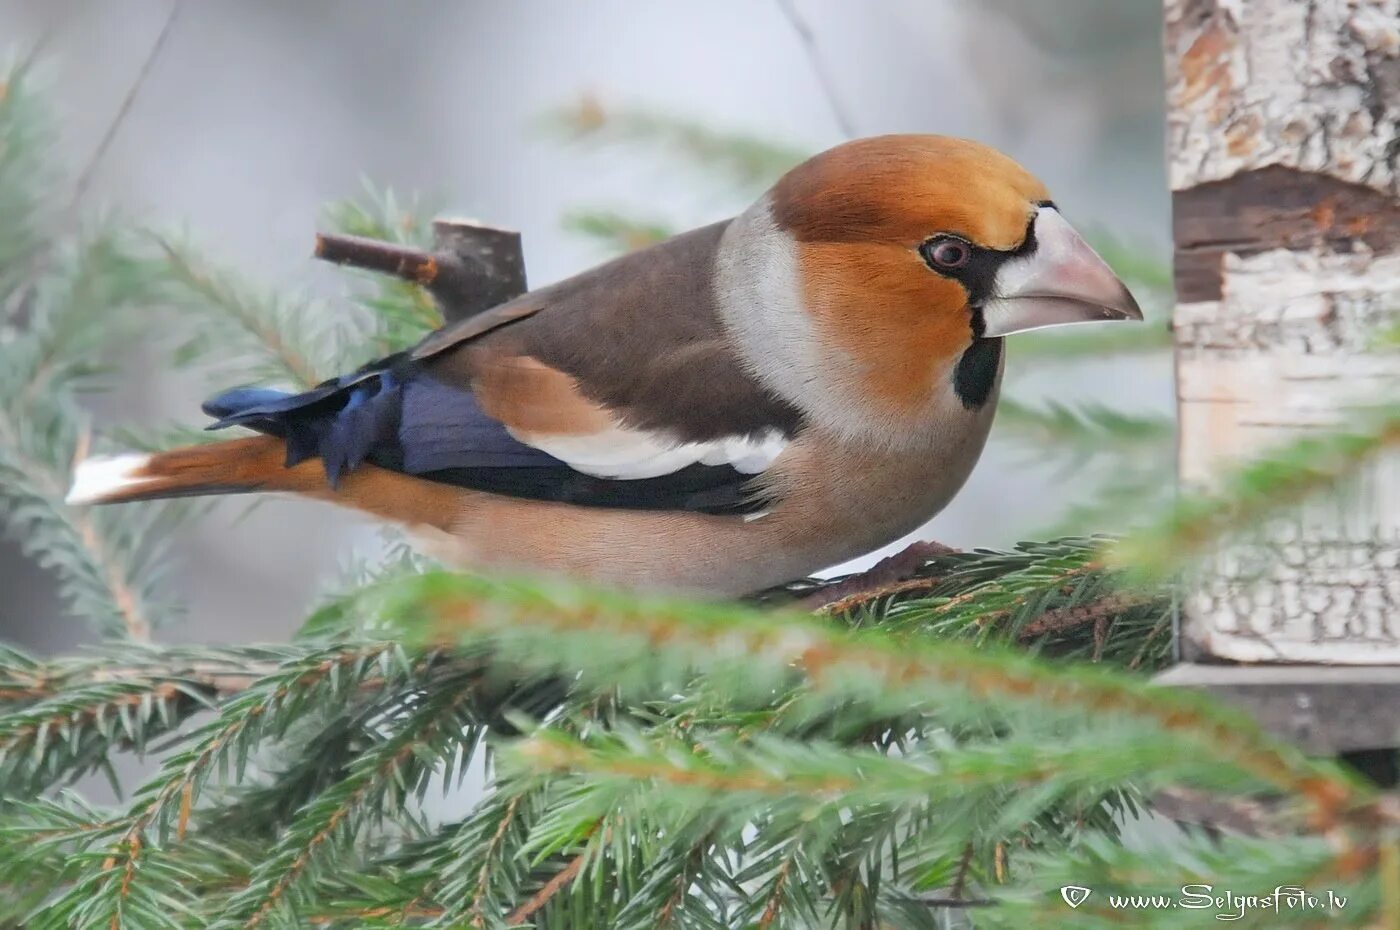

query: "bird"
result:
(66, 135), (1142, 597)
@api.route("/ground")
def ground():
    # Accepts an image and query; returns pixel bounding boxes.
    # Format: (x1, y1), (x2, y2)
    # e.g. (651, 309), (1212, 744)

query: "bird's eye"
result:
(921, 237), (971, 271)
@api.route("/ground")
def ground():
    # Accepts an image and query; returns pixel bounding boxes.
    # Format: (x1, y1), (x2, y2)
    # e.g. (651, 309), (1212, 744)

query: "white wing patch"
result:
(514, 423), (788, 480)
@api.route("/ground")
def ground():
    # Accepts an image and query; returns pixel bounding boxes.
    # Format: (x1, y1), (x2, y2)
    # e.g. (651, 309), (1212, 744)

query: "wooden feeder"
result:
(1156, 0), (1400, 764)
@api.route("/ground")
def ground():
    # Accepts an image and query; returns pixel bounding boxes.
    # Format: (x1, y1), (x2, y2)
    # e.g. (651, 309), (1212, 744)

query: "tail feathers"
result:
(66, 454), (167, 505)
(66, 437), (315, 505)
(201, 386), (300, 429)
(66, 435), (468, 533)
(202, 368), (406, 486)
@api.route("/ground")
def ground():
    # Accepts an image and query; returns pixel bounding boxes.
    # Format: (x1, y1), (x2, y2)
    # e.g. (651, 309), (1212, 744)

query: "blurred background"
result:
(0, 0), (1171, 654)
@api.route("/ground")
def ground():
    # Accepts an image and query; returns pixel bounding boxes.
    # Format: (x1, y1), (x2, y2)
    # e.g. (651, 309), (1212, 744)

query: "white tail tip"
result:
(66, 454), (156, 505)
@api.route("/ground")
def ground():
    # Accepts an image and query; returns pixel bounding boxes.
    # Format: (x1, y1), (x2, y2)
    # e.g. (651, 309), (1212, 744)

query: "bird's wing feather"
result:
(445, 352), (788, 480)
(409, 297), (547, 361)
(204, 222), (801, 514)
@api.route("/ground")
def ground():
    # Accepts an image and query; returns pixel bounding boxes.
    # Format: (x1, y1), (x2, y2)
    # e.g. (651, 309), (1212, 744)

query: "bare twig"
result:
(69, 0), (185, 214)
(12, 16), (60, 78)
(774, 0), (857, 139)
(313, 234), (438, 285)
(4, 1), (183, 325)
(427, 218), (528, 317)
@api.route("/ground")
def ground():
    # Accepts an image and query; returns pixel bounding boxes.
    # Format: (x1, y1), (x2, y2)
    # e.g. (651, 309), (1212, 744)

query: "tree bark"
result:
(1167, 0), (1400, 662)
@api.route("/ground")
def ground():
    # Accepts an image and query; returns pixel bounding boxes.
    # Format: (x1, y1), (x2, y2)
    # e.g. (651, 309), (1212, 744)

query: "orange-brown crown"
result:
(767, 136), (1050, 414)
(771, 135), (1050, 250)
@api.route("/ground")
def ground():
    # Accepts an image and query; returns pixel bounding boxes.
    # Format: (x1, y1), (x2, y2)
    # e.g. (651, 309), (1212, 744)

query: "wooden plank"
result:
(1157, 663), (1400, 752)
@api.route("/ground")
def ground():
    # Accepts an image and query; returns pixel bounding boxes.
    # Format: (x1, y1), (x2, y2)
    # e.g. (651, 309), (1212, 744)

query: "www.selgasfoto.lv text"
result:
(1060, 884), (1347, 920)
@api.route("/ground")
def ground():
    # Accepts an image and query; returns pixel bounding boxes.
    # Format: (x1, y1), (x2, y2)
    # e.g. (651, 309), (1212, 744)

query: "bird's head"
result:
(722, 135), (1142, 435)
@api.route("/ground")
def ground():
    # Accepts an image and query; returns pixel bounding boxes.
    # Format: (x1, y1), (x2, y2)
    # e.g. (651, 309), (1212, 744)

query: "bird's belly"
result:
(408, 415), (995, 597)
(407, 499), (814, 597)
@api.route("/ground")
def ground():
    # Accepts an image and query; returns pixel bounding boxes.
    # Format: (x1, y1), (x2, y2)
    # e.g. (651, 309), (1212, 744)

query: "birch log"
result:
(1167, 0), (1400, 662)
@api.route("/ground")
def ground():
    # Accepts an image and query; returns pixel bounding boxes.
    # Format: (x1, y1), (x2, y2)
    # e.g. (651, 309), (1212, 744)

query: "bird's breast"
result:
(752, 406), (1000, 569)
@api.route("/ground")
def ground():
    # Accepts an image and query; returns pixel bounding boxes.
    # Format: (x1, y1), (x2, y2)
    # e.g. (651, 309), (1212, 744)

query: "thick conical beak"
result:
(979, 207), (1144, 338)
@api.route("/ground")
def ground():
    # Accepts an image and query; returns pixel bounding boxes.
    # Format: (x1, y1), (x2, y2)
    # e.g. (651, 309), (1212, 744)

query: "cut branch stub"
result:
(429, 218), (528, 317)
(313, 217), (527, 323)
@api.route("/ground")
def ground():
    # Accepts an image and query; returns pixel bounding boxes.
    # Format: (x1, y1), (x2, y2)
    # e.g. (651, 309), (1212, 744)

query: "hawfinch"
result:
(67, 135), (1141, 596)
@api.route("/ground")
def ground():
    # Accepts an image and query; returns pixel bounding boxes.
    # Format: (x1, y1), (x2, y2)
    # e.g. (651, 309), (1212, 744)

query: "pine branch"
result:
(506, 844), (590, 925)
(154, 235), (338, 389)
(560, 209), (675, 254)
(990, 401), (1177, 534)
(11, 65), (1400, 929)
(0, 644), (330, 816)
(467, 791), (529, 924)
(980, 831), (1359, 929)
(0, 678), (208, 798)
(0, 61), (57, 314)
(756, 854), (795, 929)
(813, 576), (948, 617)
(0, 794), (113, 920)
(0, 405), (171, 640)
(1009, 319), (1173, 360)
(799, 541), (957, 614)
(320, 184), (433, 247)
(297, 786), (533, 929)
(393, 571), (1362, 821)
(298, 541), (433, 642)
(547, 98), (806, 191)
(506, 726), (1233, 835)
(1016, 593), (1154, 644)
(994, 399), (1173, 456)
(44, 643), (416, 929)
(1, 230), (187, 638)
(221, 679), (480, 928)
(318, 185), (442, 352)
(741, 829), (824, 930)
(0, 644), (281, 707)
(803, 538), (1174, 669)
